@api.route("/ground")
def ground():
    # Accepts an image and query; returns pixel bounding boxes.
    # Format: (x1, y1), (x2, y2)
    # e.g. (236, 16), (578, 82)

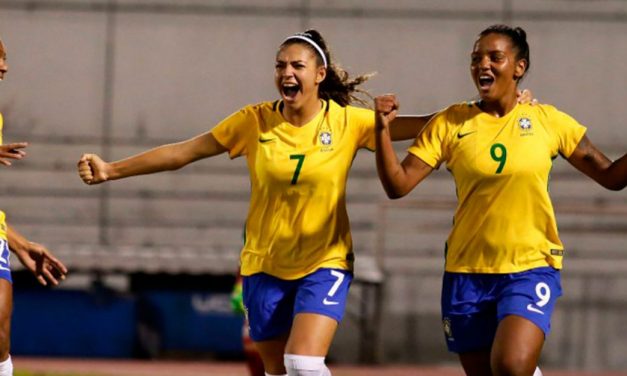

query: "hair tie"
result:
(283, 33), (328, 68)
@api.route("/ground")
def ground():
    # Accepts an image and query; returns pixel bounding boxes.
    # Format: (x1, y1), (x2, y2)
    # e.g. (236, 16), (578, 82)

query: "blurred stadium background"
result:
(0, 0), (626, 374)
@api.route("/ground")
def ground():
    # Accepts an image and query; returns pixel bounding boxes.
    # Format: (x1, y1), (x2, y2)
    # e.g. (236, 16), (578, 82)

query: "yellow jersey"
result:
(408, 102), (586, 273)
(0, 112), (7, 241)
(212, 100), (375, 279)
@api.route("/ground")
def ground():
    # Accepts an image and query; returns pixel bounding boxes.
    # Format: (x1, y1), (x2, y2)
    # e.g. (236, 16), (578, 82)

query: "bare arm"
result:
(389, 114), (435, 141)
(7, 224), (68, 286)
(375, 94), (434, 199)
(386, 89), (535, 142)
(78, 131), (227, 184)
(567, 135), (626, 191)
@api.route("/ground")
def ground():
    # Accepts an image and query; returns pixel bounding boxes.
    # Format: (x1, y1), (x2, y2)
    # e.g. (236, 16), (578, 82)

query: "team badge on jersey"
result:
(319, 131), (334, 152)
(320, 131), (332, 145)
(518, 116), (534, 136)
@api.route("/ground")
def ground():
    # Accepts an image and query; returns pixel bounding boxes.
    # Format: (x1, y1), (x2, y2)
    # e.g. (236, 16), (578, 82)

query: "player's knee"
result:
(492, 352), (536, 376)
(284, 354), (331, 376)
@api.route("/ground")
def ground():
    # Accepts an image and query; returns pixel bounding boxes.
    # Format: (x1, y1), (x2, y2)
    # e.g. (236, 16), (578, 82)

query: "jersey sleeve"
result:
(348, 106), (376, 151)
(211, 106), (259, 159)
(406, 109), (450, 168)
(0, 112), (4, 144)
(544, 105), (587, 158)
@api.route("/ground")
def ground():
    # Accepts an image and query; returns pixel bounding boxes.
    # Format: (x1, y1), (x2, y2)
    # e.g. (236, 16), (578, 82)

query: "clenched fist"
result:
(374, 94), (400, 131)
(77, 153), (110, 184)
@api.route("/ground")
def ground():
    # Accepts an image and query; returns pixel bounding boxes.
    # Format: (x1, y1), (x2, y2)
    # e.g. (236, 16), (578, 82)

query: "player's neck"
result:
(282, 97), (324, 127)
(478, 92), (517, 118)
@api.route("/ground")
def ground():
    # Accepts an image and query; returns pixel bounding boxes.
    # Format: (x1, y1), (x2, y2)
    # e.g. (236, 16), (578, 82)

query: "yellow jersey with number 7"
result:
(211, 100), (375, 280)
(408, 102), (586, 274)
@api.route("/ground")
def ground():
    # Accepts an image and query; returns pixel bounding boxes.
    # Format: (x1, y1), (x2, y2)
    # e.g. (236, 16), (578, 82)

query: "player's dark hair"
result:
(280, 29), (373, 107)
(479, 24), (530, 81)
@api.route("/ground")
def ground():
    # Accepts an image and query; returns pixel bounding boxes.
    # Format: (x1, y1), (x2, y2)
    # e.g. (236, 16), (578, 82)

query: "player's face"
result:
(275, 43), (325, 110)
(470, 33), (525, 102)
(0, 41), (8, 81)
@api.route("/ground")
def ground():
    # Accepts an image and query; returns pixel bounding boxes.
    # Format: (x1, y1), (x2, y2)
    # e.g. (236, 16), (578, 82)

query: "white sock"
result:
(0, 355), (12, 376)
(284, 354), (331, 376)
(533, 367), (543, 376)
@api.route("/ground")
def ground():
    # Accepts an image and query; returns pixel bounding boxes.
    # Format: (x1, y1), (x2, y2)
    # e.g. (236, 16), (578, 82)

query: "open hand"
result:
(0, 142), (27, 166)
(15, 242), (68, 286)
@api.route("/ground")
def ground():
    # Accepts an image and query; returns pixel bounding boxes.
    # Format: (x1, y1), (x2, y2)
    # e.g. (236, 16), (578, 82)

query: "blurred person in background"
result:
(231, 271), (264, 376)
(374, 24), (626, 376)
(0, 36), (69, 376)
(77, 29), (535, 376)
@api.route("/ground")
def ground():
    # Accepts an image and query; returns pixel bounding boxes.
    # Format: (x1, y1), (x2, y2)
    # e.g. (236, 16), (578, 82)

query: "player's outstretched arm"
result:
(387, 89), (536, 142)
(375, 94), (433, 199)
(0, 142), (28, 166)
(77, 131), (227, 185)
(7, 224), (68, 286)
(567, 135), (626, 191)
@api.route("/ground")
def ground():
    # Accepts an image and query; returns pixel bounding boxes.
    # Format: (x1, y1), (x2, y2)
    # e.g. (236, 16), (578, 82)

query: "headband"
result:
(283, 33), (328, 68)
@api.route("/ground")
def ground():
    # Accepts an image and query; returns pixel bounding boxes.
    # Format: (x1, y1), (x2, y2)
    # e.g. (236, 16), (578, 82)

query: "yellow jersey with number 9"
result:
(409, 102), (586, 274)
(212, 100), (375, 280)
(0, 112), (7, 241)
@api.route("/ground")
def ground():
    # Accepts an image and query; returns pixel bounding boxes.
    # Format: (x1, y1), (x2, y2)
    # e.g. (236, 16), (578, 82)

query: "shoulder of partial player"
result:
(420, 102), (477, 133)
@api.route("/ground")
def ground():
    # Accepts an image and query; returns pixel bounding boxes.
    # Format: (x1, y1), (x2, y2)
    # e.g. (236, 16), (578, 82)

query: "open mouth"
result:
(478, 75), (494, 90)
(281, 83), (300, 100)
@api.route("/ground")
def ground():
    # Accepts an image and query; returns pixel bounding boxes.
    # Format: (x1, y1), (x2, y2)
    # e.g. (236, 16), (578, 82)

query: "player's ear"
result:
(513, 58), (527, 81)
(315, 66), (326, 84)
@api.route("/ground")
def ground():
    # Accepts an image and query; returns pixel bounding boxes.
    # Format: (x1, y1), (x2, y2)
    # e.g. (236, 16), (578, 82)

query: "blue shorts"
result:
(441, 267), (561, 353)
(242, 268), (352, 342)
(0, 238), (12, 283)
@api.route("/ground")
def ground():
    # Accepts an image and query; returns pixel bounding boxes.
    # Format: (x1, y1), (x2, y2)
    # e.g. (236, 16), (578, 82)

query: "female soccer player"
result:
(77, 29), (440, 376)
(77, 29), (534, 376)
(1, 37), (68, 376)
(374, 25), (626, 376)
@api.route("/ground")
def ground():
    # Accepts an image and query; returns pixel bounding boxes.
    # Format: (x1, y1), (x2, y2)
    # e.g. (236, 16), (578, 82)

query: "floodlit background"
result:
(0, 0), (626, 373)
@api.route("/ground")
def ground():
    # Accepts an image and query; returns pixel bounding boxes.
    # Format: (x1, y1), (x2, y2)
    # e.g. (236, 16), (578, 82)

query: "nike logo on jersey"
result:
(322, 297), (340, 306)
(526, 304), (544, 315)
(457, 130), (477, 139)
(258, 137), (276, 143)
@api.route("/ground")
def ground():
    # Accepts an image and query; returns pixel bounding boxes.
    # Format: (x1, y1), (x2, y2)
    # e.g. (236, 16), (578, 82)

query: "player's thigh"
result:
(286, 268), (351, 355)
(496, 267), (561, 333)
(285, 312), (338, 355)
(491, 315), (544, 375)
(0, 279), (12, 355)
